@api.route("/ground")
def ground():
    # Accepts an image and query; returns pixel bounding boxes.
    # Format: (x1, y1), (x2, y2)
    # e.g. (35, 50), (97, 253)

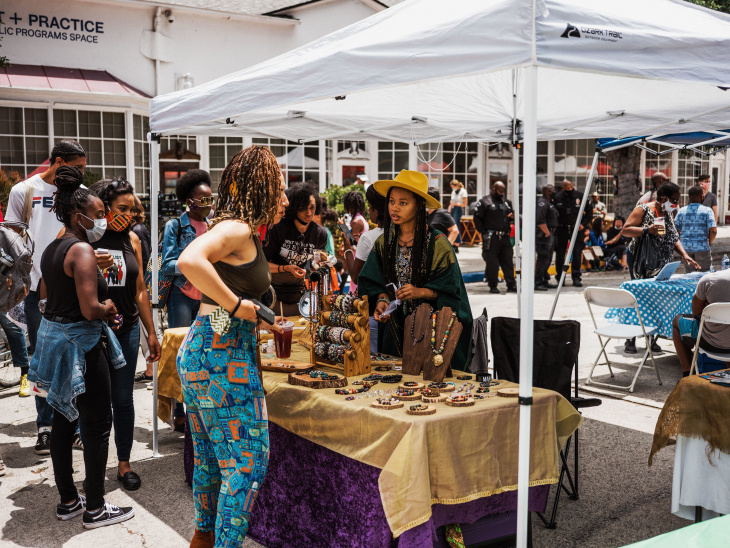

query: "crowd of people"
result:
(1, 137), (728, 546)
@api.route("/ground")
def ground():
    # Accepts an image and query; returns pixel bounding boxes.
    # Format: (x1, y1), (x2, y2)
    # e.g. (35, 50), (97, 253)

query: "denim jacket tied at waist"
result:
(28, 318), (125, 422)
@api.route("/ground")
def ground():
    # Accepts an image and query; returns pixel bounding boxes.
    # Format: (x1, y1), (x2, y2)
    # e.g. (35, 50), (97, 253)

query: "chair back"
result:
(490, 317), (579, 401)
(700, 303), (730, 326)
(584, 287), (637, 309)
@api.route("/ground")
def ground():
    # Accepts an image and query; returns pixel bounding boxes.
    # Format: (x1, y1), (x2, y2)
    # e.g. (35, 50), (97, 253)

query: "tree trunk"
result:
(606, 146), (642, 218)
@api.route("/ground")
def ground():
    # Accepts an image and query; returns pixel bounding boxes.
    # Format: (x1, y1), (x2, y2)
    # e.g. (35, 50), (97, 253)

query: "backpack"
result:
(144, 218), (181, 308)
(0, 221), (34, 313)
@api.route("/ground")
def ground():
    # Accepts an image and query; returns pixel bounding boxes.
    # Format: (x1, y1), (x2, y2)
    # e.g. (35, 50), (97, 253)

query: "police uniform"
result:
(554, 188), (593, 284)
(535, 194), (558, 287)
(473, 193), (515, 290)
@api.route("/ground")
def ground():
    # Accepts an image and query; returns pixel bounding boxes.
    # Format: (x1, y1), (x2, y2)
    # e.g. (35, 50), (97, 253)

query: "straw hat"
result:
(373, 170), (442, 209)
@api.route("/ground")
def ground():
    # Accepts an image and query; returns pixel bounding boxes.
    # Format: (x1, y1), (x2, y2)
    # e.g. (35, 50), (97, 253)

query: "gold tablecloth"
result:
(157, 325), (582, 537)
(650, 370), (730, 465)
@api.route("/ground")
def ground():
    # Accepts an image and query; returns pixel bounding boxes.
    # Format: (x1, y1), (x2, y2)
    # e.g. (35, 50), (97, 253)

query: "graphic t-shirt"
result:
(180, 218), (207, 300)
(6, 174), (67, 291)
(264, 217), (328, 303)
(93, 229), (139, 334)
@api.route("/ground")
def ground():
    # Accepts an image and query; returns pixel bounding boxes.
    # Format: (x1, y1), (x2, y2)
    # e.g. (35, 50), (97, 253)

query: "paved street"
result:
(2, 230), (729, 547)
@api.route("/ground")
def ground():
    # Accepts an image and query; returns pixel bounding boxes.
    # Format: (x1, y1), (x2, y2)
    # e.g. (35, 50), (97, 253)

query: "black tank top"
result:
(200, 236), (271, 305)
(93, 229), (139, 334)
(42, 236), (108, 322)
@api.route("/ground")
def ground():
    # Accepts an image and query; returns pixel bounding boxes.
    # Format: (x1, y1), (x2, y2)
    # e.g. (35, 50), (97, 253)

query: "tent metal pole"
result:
(516, 64), (537, 548)
(513, 145), (521, 315)
(548, 151), (599, 320)
(149, 136), (162, 459)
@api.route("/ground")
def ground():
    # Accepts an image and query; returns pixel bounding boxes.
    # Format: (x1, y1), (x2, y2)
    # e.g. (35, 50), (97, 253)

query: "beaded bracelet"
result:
(375, 365), (392, 371)
(362, 374), (383, 382)
(403, 381), (419, 387)
(410, 404), (429, 411)
(450, 395), (468, 402)
(396, 388), (415, 396)
(428, 382), (449, 389)
(376, 397), (400, 406)
(381, 374), (403, 384)
(456, 375), (473, 380)
(352, 379), (378, 386)
(422, 388), (439, 397)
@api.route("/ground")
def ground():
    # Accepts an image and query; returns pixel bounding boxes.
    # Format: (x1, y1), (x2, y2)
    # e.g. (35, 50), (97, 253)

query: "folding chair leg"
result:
(586, 338), (612, 385)
(572, 429), (579, 500)
(645, 336), (662, 385)
(598, 335), (614, 376)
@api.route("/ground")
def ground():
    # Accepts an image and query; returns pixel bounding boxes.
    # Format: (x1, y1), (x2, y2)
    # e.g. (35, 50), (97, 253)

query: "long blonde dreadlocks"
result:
(211, 145), (281, 231)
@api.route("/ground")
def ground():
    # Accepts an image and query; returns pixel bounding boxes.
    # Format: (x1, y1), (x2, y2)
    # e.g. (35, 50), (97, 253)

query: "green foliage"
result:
(322, 183), (367, 216)
(83, 170), (102, 187)
(686, 0), (730, 13)
(0, 168), (20, 215)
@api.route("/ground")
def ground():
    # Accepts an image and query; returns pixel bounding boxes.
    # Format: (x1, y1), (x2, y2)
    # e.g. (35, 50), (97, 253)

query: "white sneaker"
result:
(82, 501), (134, 529)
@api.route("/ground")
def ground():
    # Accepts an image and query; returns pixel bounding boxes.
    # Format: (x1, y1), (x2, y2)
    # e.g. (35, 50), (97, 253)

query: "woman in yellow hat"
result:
(357, 170), (473, 370)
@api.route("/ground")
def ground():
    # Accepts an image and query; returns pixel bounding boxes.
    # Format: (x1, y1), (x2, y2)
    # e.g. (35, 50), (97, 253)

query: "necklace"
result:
(409, 306), (430, 346)
(431, 311), (457, 366)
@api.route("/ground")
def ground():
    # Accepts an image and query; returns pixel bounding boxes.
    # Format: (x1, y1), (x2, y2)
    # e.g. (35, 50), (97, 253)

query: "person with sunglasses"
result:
(88, 177), (161, 491)
(621, 181), (700, 353)
(160, 169), (213, 430)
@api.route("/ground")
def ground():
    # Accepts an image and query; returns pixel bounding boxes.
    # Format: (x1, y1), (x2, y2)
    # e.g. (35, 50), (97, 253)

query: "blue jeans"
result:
(0, 313), (28, 369)
(451, 206), (464, 244)
(167, 286), (200, 329)
(25, 290), (53, 429)
(167, 286), (198, 418)
(110, 322), (140, 462)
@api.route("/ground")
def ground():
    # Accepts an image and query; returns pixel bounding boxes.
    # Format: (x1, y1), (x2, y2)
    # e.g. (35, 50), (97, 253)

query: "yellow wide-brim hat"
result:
(373, 170), (442, 209)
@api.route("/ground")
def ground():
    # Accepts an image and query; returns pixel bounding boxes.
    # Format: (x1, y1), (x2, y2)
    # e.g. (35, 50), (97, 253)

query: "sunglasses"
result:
(191, 196), (216, 206)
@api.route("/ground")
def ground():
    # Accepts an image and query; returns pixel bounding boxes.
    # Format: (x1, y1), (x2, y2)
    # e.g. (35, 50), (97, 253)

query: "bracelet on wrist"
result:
(377, 297), (391, 306)
(344, 249), (354, 258)
(229, 297), (242, 318)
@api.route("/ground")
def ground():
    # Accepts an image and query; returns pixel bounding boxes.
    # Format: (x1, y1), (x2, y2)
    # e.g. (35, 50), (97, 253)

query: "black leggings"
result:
(50, 344), (112, 511)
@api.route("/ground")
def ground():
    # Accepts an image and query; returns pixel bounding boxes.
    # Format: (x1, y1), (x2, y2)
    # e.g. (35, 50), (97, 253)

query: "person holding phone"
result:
(177, 145), (285, 548)
(264, 182), (328, 315)
(28, 166), (134, 528)
(89, 177), (161, 491)
(357, 170), (473, 370)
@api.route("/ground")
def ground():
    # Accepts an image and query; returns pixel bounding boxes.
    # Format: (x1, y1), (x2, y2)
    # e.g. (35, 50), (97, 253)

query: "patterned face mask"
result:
(106, 210), (133, 232)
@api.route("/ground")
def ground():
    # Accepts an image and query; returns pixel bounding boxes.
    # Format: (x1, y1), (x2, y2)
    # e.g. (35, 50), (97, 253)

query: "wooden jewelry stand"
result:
(310, 294), (371, 377)
(404, 305), (462, 382)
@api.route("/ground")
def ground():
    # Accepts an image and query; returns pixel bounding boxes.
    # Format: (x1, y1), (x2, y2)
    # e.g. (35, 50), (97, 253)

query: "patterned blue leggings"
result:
(177, 315), (269, 548)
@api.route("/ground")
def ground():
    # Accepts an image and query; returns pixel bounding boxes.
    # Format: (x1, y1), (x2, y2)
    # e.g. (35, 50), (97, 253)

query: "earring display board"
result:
(402, 303), (435, 376)
(404, 305), (462, 383)
(311, 294), (371, 377)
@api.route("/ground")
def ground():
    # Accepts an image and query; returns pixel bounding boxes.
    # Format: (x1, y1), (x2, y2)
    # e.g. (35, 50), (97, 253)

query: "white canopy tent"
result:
(148, 0), (730, 545)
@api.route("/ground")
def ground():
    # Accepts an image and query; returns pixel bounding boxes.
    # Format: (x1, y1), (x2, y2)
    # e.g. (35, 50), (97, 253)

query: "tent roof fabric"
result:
(0, 64), (151, 98)
(150, 0), (730, 143)
(598, 131), (730, 151)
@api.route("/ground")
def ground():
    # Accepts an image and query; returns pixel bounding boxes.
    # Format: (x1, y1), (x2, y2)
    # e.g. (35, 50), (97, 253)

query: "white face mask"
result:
(663, 201), (677, 214)
(79, 214), (107, 243)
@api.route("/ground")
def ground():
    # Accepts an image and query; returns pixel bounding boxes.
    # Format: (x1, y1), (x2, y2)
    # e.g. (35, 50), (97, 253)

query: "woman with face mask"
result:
(89, 178), (162, 491)
(621, 182), (700, 353)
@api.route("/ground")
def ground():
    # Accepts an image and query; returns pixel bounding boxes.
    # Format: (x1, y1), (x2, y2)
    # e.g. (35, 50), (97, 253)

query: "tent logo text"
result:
(561, 24), (580, 38)
(561, 23), (623, 42)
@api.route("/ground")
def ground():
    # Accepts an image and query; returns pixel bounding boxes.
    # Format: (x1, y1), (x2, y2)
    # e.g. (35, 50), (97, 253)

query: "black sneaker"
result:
(72, 432), (84, 451)
(624, 339), (637, 354)
(572, 280), (583, 288)
(82, 501), (135, 529)
(35, 429), (51, 455)
(489, 287), (500, 294)
(57, 494), (86, 521)
(534, 285), (548, 291)
(651, 342), (663, 353)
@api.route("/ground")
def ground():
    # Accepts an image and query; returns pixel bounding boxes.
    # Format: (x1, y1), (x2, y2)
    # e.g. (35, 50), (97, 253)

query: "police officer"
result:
(474, 181), (516, 294)
(535, 184), (558, 291)
(554, 179), (592, 287)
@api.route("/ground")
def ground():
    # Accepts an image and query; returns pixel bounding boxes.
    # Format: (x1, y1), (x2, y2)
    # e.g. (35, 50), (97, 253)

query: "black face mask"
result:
(492, 193), (504, 201)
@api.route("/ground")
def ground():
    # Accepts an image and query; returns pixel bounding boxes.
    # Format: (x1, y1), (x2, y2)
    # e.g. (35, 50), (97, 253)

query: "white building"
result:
(1, 0), (727, 222)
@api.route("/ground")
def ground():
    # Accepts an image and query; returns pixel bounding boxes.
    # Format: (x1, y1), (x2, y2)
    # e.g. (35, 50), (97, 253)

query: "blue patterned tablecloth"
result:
(605, 278), (699, 338)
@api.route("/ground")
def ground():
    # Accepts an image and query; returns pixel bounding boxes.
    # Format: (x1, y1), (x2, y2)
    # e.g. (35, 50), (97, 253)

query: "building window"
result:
(415, 141), (478, 208)
(133, 114), (150, 193)
(209, 137), (244, 192)
(252, 138), (322, 187)
(377, 141), (409, 182)
(553, 139), (615, 211)
(54, 108), (127, 182)
(676, 150), (709, 201)
(0, 106), (49, 179)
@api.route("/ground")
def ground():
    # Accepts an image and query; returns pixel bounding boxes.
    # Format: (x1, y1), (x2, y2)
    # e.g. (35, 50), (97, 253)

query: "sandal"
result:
(134, 372), (153, 383)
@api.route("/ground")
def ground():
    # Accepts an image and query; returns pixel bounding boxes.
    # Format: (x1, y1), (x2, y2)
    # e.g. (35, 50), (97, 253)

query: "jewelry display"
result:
(407, 403), (436, 415)
(372, 396), (404, 409)
(381, 374), (403, 384)
(431, 311), (456, 366)
(446, 394), (475, 407)
(362, 373), (383, 382)
(456, 375), (472, 380)
(395, 387), (422, 401)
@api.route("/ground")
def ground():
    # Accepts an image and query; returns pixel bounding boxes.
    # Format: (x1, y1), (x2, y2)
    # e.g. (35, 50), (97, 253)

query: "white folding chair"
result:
(689, 303), (730, 376)
(584, 287), (661, 393)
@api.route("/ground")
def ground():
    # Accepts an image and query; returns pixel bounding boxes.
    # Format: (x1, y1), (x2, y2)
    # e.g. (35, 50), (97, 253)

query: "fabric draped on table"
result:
(357, 230), (473, 371)
(650, 371), (730, 465)
(245, 422), (550, 548)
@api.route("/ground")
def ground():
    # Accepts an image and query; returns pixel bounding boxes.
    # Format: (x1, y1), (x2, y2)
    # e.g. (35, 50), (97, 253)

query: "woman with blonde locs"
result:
(176, 145), (285, 548)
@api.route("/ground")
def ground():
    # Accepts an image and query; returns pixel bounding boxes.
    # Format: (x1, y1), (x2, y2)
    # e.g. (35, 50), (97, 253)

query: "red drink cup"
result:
(274, 320), (294, 359)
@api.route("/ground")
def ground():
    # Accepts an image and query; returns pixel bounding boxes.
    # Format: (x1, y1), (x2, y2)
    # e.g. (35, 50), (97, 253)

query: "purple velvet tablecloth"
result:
(185, 422), (549, 547)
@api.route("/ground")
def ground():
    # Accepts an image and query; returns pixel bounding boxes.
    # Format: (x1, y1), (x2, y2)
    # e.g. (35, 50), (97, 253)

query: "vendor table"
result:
(605, 277), (699, 338)
(158, 326), (582, 546)
(649, 371), (730, 520)
(459, 216), (482, 247)
(620, 514), (730, 548)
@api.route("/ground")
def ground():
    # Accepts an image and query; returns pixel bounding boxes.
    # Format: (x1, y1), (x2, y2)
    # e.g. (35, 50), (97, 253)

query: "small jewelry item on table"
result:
(380, 374), (403, 384)
(407, 403), (436, 415)
(345, 396), (355, 401)
(375, 365), (393, 372)
(422, 388), (447, 403)
(456, 375), (472, 380)
(446, 394), (475, 407)
(372, 396), (404, 409)
(395, 388), (421, 400)
(431, 311), (457, 366)
(362, 373), (383, 382)
(400, 381), (424, 390)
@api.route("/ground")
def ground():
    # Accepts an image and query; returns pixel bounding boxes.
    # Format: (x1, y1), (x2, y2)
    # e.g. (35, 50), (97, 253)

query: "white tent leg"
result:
(513, 146), (521, 316)
(149, 136), (162, 459)
(517, 64), (537, 548)
(549, 151), (599, 320)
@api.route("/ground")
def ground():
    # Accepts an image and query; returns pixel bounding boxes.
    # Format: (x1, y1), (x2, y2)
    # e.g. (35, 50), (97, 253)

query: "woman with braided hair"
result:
(28, 165), (135, 528)
(357, 170), (473, 369)
(176, 145), (286, 548)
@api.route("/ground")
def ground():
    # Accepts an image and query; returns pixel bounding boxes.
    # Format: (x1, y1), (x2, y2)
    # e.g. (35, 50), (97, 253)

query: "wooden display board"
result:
(310, 294), (371, 377)
(403, 304), (462, 382)
(288, 371), (347, 389)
